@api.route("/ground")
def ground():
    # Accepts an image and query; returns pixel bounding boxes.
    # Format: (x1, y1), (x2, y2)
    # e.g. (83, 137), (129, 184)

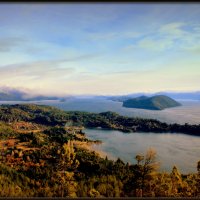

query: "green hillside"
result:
(0, 104), (199, 197)
(123, 95), (181, 110)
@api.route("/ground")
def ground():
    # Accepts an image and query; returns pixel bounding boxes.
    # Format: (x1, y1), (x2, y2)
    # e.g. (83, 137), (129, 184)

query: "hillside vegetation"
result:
(0, 104), (199, 197)
(0, 104), (199, 136)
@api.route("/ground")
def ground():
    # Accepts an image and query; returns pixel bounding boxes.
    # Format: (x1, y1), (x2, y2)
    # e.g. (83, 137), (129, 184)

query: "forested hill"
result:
(0, 104), (200, 136)
(123, 95), (181, 110)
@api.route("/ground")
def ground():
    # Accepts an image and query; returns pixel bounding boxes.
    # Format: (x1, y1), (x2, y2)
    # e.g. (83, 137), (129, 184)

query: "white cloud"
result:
(138, 37), (173, 51)
(0, 60), (75, 82)
(159, 22), (186, 37)
(88, 31), (140, 41)
(0, 37), (27, 52)
(123, 22), (200, 53)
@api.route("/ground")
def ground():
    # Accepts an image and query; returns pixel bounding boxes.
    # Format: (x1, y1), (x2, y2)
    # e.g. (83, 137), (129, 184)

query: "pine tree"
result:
(170, 166), (183, 196)
(134, 148), (159, 197)
(197, 161), (200, 196)
(55, 140), (79, 197)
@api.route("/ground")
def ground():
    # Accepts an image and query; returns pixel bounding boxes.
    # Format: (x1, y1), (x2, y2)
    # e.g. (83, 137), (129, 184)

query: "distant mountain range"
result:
(0, 87), (200, 102)
(123, 95), (181, 110)
(107, 91), (200, 102)
(0, 89), (59, 101)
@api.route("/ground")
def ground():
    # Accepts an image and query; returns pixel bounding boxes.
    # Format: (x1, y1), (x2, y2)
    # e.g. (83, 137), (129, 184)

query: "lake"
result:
(1, 98), (199, 125)
(45, 98), (200, 125)
(85, 128), (200, 174)
(0, 98), (200, 173)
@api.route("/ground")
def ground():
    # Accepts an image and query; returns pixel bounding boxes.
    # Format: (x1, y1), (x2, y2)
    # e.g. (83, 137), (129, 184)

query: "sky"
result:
(0, 3), (200, 96)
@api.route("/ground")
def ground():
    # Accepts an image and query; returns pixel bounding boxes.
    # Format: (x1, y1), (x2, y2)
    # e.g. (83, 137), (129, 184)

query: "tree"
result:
(170, 166), (183, 196)
(56, 171), (77, 197)
(135, 155), (144, 165)
(88, 188), (101, 197)
(134, 148), (159, 197)
(55, 140), (79, 197)
(197, 161), (200, 196)
(197, 161), (200, 174)
(154, 172), (172, 197)
(57, 140), (79, 171)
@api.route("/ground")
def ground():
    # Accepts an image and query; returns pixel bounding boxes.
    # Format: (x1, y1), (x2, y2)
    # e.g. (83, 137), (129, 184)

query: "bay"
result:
(85, 128), (200, 174)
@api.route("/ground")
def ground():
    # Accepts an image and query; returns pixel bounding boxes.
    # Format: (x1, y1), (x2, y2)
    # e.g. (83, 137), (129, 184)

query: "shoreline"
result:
(73, 140), (115, 160)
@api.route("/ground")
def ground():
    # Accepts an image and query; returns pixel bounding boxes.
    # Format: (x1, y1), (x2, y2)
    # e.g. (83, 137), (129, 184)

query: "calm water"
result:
(85, 128), (200, 174)
(46, 99), (200, 125)
(1, 98), (200, 173)
(1, 98), (199, 124)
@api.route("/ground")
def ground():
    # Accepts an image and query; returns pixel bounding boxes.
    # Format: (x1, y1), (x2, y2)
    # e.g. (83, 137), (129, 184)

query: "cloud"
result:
(88, 31), (140, 41)
(138, 37), (173, 51)
(63, 53), (101, 62)
(122, 22), (200, 53)
(185, 46), (200, 54)
(0, 37), (27, 52)
(0, 51), (101, 82)
(136, 22), (185, 52)
(0, 59), (74, 81)
(0, 55), (199, 96)
(159, 22), (186, 37)
(0, 5), (199, 95)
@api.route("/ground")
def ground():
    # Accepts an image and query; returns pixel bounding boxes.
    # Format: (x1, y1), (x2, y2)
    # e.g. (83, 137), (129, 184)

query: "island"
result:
(123, 95), (181, 110)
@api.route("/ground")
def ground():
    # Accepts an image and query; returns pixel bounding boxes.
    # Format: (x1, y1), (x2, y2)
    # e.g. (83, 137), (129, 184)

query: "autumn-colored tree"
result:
(95, 175), (123, 197)
(170, 166), (183, 196)
(134, 148), (159, 197)
(196, 161), (200, 196)
(88, 188), (101, 197)
(135, 155), (144, 165)
(154, 172), (173, 197)
(55, 140), (79, 197)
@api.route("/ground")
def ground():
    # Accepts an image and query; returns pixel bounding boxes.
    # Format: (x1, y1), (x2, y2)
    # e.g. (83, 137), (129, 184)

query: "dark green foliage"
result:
(0, 104), (68, 125)
(44, 127), (68, 143)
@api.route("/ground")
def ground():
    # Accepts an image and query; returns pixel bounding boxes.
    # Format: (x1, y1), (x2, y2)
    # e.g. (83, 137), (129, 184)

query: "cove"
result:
(84, 128), (200, 174)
